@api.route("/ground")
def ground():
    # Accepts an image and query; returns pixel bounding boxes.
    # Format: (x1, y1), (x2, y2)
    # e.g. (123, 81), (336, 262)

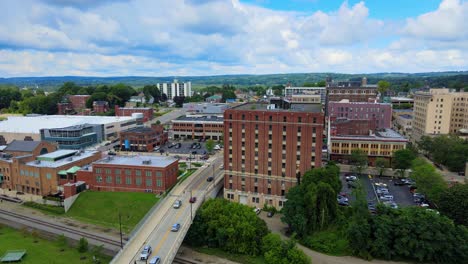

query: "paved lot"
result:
(340, 173), (414, 208)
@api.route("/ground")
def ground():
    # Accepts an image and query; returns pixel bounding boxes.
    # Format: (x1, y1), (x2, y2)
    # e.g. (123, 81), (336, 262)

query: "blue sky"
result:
(0, 0), (466, 77)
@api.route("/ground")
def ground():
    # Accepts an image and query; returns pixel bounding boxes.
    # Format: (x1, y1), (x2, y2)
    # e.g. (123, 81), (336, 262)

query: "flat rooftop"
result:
(233, 103), (322, 113)
(92, 155), (177, 168)
(0, 115), (135, 134)
(400, 114), (413, 119)
(122, 126), (155, 134)
(26, 150), (99, 168)
(174, 116), (224, 122)
(332, 129), (407, 142)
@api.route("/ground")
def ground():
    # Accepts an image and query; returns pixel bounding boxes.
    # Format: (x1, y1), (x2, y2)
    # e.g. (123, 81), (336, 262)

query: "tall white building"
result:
(157, 79), (192, 100)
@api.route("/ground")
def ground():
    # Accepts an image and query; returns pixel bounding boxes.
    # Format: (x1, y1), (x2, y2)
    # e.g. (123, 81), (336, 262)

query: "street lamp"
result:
(190, 190), (193, 221)
(118, 212), (123, 249)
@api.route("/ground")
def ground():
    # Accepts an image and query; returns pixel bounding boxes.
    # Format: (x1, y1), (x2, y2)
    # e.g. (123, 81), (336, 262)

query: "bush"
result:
(56, 234), (67, 251)
(302, 229), (350, 256)
(22, 201), (65, 215)
(78, 237), (89, 253)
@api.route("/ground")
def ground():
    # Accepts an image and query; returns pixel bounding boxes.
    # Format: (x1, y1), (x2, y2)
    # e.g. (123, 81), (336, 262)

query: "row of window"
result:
(95, 175), (163, 187)
(95, 168), (163, 177)
(19, 170), (52, 179)
(228, 114), (317, 124)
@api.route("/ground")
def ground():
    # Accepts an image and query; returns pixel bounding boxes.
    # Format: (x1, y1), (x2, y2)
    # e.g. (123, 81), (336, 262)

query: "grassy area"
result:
(0, 225), (112, 264)
(66, 191), (159, 232)
(178, 169), (197, 184)
(191, 246), (265, 264)
(154, 109), (172, 117)
(191, 162), (203, 168)
(22, 202), (65, 215)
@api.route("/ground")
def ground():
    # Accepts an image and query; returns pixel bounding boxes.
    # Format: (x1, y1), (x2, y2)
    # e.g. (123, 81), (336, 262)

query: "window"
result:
(116, 175), (121, 184)
(115, 169), (121, 175)
(157, 179), (162, 187)
(136, 177), (142, 186)
(283, 116), (287, 122)
(229, 183), (233, 189)
(96, 176), (103, 183)
(156, 171), (162, 177)
(242, 114), (245, 120)
(269, 116), (272, 121)
(146, 178), (152, 187)
(96, 168), (102, 174)
(106, 176), (112, 183)
(125, 169), (131, 175)
(135, 170), (141, 176)
(254, 186), (258, 193)
(105, 169), (111, 174)
(255, 115), (259, 121)
(298, 127), (301, 132)
(46, 173), (51, 180)
(283, 126), (286, 132)
(298, 117), (302, 123)
(313, 117), (317, 123)
(126, 176), (132, 185)
(268, 188), (271, 195)
(145, 171), (152, 177)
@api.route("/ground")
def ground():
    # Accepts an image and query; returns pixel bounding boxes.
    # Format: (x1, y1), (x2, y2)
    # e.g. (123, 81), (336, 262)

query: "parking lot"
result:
(156, 140), (222, 157)
(340, 173), (415, 209)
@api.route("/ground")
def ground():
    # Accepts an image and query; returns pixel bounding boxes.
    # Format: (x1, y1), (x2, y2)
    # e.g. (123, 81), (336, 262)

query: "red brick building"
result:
(171, 115), (224, 140)
(93, 101), (109, 114)
(57, 95), (91, 114)
(76, 155), (178, 195)
(224, 101), (324, 209)
(119, 124), (168, 152)
(326, 78), (378, 103)
(115, 106), (154, 122)
(330, 117), (377, 136)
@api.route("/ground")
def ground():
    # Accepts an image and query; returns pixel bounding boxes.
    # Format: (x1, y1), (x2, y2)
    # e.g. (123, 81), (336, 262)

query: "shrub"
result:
(22, 201), (65, 215)
(78, 237), (89, 253)
(302, 229), (350, 256)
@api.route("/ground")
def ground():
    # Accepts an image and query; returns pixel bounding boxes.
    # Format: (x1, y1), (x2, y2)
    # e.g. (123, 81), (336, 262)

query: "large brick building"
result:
(114, 106), (154, 122)
(76, 155), (178, 194)
(171, 115), (224, 140)
(330, 118), (377, 136)
(119, 124), (168, 152)
(57, 95), (91, 115)
(326, 77), (378, 103)
(328, 100), (392, 129)
(223, 101), (324, 209)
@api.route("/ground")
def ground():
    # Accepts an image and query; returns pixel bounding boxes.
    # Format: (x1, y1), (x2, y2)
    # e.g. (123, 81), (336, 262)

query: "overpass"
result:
(111, 154), (224, 264)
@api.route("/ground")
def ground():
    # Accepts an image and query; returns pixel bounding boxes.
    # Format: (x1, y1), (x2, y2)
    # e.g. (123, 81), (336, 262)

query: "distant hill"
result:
(0, 71), (467, 90)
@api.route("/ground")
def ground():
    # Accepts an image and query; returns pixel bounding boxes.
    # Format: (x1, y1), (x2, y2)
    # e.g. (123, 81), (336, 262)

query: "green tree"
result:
(205, 139), (215, 154)
(350, 149), (368, 176)
(392, 148), (416, 178)
(142, 84), (161, 102)
(377, 80), (390, 94)
(411, 158), (447, 202)
(438, 183), (468, 226)
(262, 234), (310, 264)
(77, 237), (88, 253)
(375, 158), (389, 177)
(91, 244), (104, 262)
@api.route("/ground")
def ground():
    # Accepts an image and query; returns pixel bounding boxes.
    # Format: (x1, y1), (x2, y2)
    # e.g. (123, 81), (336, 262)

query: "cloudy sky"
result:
(0, 0), (467, 77)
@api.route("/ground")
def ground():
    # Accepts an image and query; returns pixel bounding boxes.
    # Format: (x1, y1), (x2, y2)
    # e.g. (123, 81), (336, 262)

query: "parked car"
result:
(174, 143), (181, 149)
(413, 193), (425, 203)
(374, 182), (388, 188)
(140, 245), (152, 260)
(214, 145), (221, 150)
(254, 208), (261, 215)
(153, 146), (160, 151)
(191, 150), (197, 155)
(345, 175), (357, 182)
(347, 181), (358, 188)
(207, 176), (214, 182)
(394, 179), (406, 186)
(171, 223), (181, 232)
(108, 151), (116, 156)
(173, 200), (182, 209)
(201, 154), (209, 160)
(338, 199), (349, 206)
(149, 256), (161, 264)
(380, 194), (394, 201)
(376, 188), (389, 195)
(189, 197), (197, 203)
(196, 144), (201, 149)
(267, 211), (275, 217)
(384, 201), (398, 209)
(168, 143), (174, 149)
(337, 195), (348, 202)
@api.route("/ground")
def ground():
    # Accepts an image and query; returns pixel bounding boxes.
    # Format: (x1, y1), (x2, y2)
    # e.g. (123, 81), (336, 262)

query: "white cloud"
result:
(404, 0), (468, 41)
(0, 0), (466, 77)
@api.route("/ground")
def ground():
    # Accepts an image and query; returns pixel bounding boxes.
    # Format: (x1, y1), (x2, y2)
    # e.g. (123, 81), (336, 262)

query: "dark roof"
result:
(4, 140), (41, 152)
(232, 102), (322, 113)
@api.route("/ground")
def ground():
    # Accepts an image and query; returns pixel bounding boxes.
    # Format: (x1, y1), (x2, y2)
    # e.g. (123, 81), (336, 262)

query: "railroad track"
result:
(0, 209), (121, 248)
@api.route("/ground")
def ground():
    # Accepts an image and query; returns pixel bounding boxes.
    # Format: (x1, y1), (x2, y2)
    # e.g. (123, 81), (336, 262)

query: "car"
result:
(174, 155), (181, 160)
(376, 188), (389, 195)
(267, 211), (275, 217)
(196, 144), (201, 149)
(149, 256), (161, 264)
(198, 138), (203, 142)
(140, 245), (152, 260)
(458, 171), (465, 176)
(189, 196), (197, 203)
(394, 179), (406, 186)
(174, 143), (181, 149)
(254, 208), (261, 215)
(214, 145), (221, 150)
(191, 150), (197, 155)
(338, 199), (349, 206)
(374, 182), (387, 188)
(207, 176), (214, 182)
(337, 195), (349, 202)
(347, 181), (358, 188)
(173, 200), (182, 209)
(108, 151), (116, 155)
(345, 175), (357, 182)
(219, 165), (224, 170)
(201, 154), (209, 160)
(384, 201), (398, 209)
(380, 194), (394, 201)
(413, 193), (425, 203)
(171, 223), (181, 232)
(153, 146), (160, 151)
(159, 149), (165, 154)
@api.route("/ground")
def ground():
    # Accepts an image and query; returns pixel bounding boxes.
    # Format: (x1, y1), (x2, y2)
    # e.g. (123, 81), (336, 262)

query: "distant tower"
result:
(362, 77), (367, 86)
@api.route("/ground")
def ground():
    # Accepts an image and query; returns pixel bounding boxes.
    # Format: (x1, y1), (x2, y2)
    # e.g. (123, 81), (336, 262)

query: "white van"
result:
(154, 146), (160, 151)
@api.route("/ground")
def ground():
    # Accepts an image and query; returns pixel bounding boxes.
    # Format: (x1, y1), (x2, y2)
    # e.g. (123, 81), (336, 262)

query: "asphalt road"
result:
(150, 108), (186, 125)
(123, 155), (224, 264)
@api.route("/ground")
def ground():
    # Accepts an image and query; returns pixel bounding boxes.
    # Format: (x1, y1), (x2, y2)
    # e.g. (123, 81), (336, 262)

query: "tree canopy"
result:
(392, 148), (416, 177)
(438, 183), (468, 226)
(418, 135), (468, 172)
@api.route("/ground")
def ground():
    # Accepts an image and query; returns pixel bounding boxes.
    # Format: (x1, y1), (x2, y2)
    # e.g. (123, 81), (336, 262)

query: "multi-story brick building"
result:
(330, 118), (376, 136)
(0, 140), (57, 191)
(223, 101), (324, 209)
(1, 146), (100, 195)
(76, 155), (178, 195)
(93, 101), (109, 114)
(114, 105), (154, 122)
(330, 129), (407, 166)
(328, 100), (392, 129)
(171, 115), (224, 140)
(57, 95), (91, 115)
(412, 88), (468, 142)
(284, 86), (326, 104)
(119, 124), (168, 152)
(326, 77), (378, 103)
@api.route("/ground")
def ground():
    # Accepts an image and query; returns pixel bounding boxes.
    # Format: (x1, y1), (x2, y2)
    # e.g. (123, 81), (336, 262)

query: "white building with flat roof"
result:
(0, 115), (138, 143)
(157, 79), (192, 100)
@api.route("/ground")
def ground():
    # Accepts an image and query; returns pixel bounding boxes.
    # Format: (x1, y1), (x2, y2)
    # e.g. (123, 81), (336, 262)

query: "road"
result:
(150, 108), (186, 126)
(112, 153), (224, 264)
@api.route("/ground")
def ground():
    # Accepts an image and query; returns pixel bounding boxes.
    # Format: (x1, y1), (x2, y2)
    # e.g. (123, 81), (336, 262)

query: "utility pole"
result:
(119, 212), (123, 249)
